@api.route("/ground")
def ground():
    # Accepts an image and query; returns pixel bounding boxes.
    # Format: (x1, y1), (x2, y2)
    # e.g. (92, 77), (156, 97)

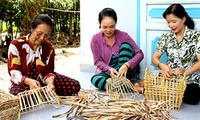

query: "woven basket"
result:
(144, 68), (186, 110)
(106, 76), (139, 100)
(18, 86), (60, 113)
(0, 89), (19, 120)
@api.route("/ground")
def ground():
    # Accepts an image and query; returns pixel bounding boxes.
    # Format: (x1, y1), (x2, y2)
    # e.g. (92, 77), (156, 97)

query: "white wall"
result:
(80, 0), (138, 70)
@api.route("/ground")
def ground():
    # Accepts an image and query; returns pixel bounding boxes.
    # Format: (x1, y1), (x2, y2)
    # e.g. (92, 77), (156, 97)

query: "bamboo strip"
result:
(54, 89), (172, 120)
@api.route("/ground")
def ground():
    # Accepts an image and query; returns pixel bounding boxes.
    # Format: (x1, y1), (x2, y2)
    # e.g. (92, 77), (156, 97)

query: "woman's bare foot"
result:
(134, 82), (144, 93)
(138, 79), (144, 87)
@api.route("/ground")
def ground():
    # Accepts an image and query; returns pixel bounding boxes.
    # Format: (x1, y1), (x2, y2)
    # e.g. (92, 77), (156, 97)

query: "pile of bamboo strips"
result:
(53, 89), (172, 120)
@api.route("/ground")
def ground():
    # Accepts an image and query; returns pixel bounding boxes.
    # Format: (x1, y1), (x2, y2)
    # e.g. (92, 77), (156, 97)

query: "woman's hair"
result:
(98, 8), (117, 28)
(163, 4), (195, 29)
(29, 14), (53, 31)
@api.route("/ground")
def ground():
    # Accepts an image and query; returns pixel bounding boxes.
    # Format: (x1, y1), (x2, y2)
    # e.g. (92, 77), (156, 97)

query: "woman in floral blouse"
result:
(8, 14), (80, 96)
(152, 4), (200, 104)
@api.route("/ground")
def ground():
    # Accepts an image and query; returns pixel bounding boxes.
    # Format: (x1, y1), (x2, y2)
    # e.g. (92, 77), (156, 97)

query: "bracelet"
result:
(124, 63), (129, 68)
(158, 62), (162, 68)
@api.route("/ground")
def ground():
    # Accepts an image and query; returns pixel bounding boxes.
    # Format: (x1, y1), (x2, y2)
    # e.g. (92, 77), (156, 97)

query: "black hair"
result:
(163, 4), (195, 29)
(29, 14), (53, 32)
(98, 8), (117, 28)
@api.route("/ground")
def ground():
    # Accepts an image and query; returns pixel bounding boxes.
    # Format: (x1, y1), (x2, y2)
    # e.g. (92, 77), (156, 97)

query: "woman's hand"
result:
(109, 68), (118, 78)
(118, 64), (129, 77)
(45, 76), (56, 92)
(24, 78), (41, 89)
(173, 68), (185, 75)
(47, 83), (56, 92)
(159, 63), (173, 78)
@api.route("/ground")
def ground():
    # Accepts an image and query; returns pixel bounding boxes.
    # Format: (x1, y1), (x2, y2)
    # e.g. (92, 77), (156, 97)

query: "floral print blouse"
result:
(156, 27), (200, 84)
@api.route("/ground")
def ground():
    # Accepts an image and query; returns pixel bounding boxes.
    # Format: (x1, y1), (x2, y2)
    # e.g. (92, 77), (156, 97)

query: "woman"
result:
(152, 4), (200, 104)
(90, 8), (144, 92)
(8, 14), (80, 96)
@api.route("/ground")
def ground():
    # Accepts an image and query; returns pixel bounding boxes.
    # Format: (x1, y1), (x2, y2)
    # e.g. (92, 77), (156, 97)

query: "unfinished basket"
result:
(0, 89), (19, 120)
(18, 86), (60, 113)
(144, 68), (186, 110)
(106, 76), (139, 100)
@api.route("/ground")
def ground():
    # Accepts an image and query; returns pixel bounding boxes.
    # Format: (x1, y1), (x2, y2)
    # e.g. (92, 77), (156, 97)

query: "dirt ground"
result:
(0, 47), (81, 93)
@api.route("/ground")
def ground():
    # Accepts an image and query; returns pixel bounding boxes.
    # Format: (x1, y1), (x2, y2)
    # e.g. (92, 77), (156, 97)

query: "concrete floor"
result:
(19, 71), (200, 120)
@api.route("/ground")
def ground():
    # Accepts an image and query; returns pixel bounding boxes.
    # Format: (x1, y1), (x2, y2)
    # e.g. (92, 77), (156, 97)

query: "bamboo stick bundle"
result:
(53, 89), (173, 120)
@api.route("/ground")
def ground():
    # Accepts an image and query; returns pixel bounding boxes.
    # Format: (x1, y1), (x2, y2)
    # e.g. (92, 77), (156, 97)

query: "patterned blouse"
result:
(156, 27), (200, 84)
(7, 35), (55, 86)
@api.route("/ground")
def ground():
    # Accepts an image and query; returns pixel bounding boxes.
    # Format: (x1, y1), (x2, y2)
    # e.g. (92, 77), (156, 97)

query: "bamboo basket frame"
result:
(144, 68), (186, 110)
(106, 76), (139, 100)
(0, 89), (19, 120)
(18, 86), (60, 113)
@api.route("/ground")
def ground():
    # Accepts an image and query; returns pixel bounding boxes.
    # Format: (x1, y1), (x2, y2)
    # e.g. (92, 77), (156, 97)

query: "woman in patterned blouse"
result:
(8, 14), (80, 96)
(152, 4), (200, 104)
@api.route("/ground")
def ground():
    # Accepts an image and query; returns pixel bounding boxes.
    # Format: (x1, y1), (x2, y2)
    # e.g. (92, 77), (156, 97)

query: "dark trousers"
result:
(10, 72), (81, 96)
(182, 83), (200, 105)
